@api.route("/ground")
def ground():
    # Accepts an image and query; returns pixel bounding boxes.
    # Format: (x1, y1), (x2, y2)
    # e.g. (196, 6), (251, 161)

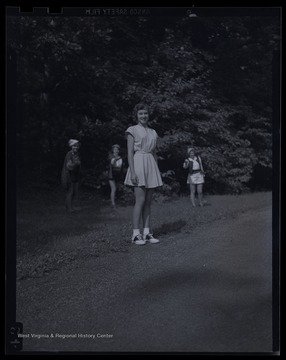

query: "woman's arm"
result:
(66, 153), (75, 170)
(127, 134), (137, 184)
(152, 149), (158, 163)
(198, 156), (204, 173)
(183, 159), (189, 169)
(67, 153), (80, 170)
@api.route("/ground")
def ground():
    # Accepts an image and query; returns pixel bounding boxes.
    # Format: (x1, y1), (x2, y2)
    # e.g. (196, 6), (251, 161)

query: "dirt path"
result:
(16, 201), (273, 353)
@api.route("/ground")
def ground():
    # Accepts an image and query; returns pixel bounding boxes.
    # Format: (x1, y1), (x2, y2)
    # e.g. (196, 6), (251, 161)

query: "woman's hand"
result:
(183, 159), (189, 168)
(74, 158), (81, 166)
(131, 172), (138, 185)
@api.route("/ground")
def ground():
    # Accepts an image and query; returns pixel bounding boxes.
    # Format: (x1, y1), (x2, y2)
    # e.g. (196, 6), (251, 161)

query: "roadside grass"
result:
(15, 188), (272, 280)
(17, 198), (105, 255)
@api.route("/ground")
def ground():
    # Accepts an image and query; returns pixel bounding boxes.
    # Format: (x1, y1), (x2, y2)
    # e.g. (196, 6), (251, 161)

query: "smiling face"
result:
(188, 149), (195, 158)
(137, 109), (149, 126)
(112, 147), (120, 156)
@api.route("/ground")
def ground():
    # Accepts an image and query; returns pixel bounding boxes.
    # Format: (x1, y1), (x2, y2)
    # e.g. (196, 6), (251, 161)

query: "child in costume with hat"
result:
(108, 144), (124, 209)
(61, 139), (81, 212)
(183, 147), (205, 207)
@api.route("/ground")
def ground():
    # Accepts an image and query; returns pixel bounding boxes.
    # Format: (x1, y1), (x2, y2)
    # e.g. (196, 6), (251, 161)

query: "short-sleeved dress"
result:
(124, 124), (163, 188)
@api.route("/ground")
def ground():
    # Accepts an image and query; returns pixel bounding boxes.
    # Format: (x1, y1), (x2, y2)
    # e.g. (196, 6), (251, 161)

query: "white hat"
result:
(68, 139), (79, 147)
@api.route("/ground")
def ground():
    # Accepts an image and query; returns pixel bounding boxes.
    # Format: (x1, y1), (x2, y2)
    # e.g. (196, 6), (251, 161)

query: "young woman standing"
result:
(124, 103), (163, 245)
(108, 144), (124, 209)
(183, 147), (205, 207)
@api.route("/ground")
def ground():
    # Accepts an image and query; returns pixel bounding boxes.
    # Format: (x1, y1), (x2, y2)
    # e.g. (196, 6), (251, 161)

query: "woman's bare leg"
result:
(197, 183), (203, 206)
(142, 188), (154, 230)
(109, 180), (116, 206)
(133, 187), (146, 229)
(190, 184), (196, 207)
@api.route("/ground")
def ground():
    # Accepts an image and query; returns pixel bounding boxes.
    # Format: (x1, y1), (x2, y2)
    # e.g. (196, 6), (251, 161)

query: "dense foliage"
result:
(6, 11), (280, 195)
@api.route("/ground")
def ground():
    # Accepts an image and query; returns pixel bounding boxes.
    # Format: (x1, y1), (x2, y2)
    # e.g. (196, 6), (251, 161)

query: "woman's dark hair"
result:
(132, 103), (149, 122)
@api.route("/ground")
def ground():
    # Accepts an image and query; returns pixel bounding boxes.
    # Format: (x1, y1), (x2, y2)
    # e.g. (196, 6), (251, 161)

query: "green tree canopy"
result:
(7, 11), (280, 194)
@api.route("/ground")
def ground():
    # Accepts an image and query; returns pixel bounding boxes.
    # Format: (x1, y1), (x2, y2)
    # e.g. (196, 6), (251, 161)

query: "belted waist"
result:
(190, 169), (201, 174)
(135, 150), (152, 154)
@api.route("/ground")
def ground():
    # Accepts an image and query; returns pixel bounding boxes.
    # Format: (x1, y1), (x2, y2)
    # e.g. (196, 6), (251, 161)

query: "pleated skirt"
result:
(124, 152), (163, 188)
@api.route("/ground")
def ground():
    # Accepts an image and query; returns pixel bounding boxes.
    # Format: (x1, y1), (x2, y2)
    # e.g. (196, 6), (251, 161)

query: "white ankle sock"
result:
(143, 228), (150, 235)
(132, 229), (140, 239)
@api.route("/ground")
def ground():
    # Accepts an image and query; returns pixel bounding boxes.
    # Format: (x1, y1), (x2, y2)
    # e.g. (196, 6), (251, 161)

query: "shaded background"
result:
(6, 8), (280, 200)
(5, 8), (280, 354)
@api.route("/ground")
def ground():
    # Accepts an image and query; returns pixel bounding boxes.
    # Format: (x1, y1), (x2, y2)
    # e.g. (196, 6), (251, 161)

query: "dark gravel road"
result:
(16, 202), (273, 353)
